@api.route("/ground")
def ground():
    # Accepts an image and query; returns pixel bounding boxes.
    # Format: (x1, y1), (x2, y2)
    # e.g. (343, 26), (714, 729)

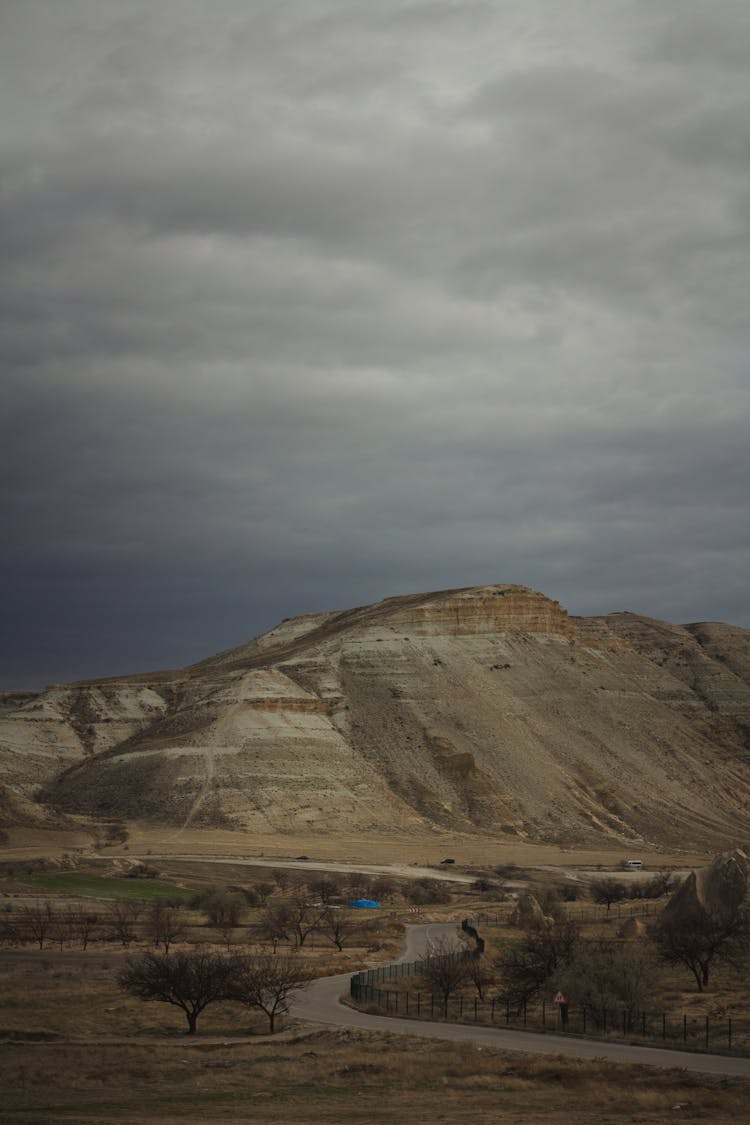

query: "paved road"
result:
(291, 923), (750, 1079)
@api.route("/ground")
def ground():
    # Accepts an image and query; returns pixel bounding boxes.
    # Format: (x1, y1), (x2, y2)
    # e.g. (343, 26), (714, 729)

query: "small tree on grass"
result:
(229, 953), (311, 1033)
(419, 937), (470, 1017)
(117, 951), (235, 1034)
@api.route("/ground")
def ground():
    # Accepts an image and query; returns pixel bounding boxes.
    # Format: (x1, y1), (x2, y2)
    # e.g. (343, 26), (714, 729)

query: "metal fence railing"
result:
(348, 979), (747, 1054)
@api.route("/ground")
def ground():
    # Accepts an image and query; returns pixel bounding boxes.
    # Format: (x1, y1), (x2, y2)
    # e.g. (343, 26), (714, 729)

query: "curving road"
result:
(291, 923), (750, 1079)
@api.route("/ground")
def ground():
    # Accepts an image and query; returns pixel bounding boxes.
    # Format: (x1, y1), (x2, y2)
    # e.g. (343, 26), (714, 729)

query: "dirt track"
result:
(138, 852), (475, 883)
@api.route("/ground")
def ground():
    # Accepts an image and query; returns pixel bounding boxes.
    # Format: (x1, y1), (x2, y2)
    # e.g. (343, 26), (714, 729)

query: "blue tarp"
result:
(349, 898), (381, 909)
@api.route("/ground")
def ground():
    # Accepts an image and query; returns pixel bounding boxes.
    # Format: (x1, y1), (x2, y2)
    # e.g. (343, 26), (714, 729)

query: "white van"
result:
(624, 859), (643, 869)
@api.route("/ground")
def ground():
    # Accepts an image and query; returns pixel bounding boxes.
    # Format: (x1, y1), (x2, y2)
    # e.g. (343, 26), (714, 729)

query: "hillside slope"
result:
(2, 584), (750, 848)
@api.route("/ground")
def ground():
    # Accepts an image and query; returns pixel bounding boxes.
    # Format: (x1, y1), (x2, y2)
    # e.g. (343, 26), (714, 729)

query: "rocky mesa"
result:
(2, 583), (750, 848)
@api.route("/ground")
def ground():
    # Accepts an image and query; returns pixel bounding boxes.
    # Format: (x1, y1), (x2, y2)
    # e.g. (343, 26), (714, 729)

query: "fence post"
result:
(641, 1012), (646, 1039)
(523, 1000), (527, 1027)
(582, 1007), (586, 1035)
(728, 1017), (732, 1051)
(491, 997), (495, 1023)
(431, 993), (434, 1018)
(662, 1013), (666, 1040)
(474, 997), (478, 1021)
(542, 1000), (546, 1028)
(417, 992), (421, 1016)
(405, 992), (409, 1015)
(622, 1010), (626, 1038)
(459, 996), (463, 1018)
(683, 1014), (687, 1042)
(705, 1015), (709, 1049)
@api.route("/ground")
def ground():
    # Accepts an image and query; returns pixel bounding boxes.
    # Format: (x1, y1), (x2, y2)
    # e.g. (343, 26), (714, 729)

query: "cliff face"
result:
(3, 583), (750, 848)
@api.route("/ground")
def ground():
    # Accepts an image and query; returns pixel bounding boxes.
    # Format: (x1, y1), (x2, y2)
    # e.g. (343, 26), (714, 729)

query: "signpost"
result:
(553, 988), (569, 1030)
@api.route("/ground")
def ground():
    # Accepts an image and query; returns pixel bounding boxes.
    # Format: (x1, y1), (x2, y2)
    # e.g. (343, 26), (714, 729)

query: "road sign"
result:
(552, 989), (568, 1006)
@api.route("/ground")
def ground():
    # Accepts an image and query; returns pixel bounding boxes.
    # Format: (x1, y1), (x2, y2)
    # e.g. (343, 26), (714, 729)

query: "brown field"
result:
(2, 821), (712, 870)
(3, 1026), (750, 1125)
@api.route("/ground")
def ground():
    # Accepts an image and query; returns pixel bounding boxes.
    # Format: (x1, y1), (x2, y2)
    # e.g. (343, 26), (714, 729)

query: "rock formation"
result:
(508, 893), (551, 929)
(661, 849), (750, 926)
(1, 583), (750, 847)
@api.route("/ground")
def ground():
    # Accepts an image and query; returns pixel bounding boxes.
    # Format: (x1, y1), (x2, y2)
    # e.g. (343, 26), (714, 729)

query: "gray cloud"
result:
(1, 1), (749, 687)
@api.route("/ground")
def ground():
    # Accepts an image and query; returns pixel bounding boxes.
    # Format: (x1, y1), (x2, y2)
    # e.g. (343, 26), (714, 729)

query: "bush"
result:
(408, 879), (452, 906)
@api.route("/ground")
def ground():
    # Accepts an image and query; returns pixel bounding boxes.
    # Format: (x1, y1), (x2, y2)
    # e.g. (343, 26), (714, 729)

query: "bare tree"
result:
(254, 881), (275, 904)
(345, 872), (372, 900)
(286, 895), (325, 948)
(108, 900), (143, 946)
(195, 889), (245, 949)
(499, 917), (580, 1010)
(146, 901), (186, 954)
(562, 939), (659, 1029)
(18, 904), (55, 949)
(590, 878), (627, 913)
(197, 889), (245, 929)
(48, 910), (73, 951)
(316, 907), (361, 951)
(464, 952), (495, 1000)
(308, 876), (342, 904)
(229, 953), (311, 1033)
(653, 903), (750, 991)
(419, 937), (470, 1017)
(117, 951), (235, 1034)
(251, 904), (294, 953)
(69, 906), (100, 950)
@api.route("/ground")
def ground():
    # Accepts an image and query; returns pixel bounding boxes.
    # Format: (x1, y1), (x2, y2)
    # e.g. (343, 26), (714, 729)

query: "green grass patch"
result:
(21, 872), (193, 902)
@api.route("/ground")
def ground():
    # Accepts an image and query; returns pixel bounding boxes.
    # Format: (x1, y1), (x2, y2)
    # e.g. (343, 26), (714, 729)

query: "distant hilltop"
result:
(1, 583), (750, 849)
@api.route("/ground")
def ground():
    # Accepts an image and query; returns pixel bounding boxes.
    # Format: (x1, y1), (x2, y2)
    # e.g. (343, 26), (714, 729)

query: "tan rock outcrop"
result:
(509, 893), (551, 929)
(662, 849), (750, 926)
(2, 583), (750, 846)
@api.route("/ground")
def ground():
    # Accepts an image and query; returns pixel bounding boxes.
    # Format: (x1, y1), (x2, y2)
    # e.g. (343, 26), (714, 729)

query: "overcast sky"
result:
(2, 1), (749, 689)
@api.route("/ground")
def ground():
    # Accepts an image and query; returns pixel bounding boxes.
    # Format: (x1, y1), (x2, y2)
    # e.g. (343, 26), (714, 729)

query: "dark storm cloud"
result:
(1, 1), (749, 687)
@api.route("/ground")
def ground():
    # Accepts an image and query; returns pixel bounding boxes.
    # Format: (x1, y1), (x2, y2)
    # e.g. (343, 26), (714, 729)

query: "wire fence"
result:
(350, 923), (749, 1056)
(349, 975), (748, 1054)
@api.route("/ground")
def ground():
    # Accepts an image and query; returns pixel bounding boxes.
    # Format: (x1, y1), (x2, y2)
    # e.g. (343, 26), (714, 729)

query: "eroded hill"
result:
(2, 584), (750, 848)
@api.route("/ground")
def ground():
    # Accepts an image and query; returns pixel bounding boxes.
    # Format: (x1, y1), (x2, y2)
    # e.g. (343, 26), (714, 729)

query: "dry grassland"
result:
(2, 1025), (749, 1124)
(1, 821), (711, 870)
